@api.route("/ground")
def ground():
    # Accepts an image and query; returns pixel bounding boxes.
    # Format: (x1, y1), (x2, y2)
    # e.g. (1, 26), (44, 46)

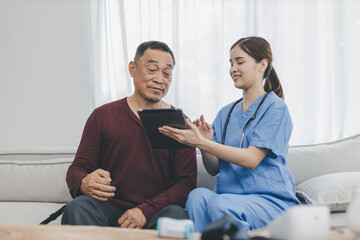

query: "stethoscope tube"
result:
(222, 93), (268, 147)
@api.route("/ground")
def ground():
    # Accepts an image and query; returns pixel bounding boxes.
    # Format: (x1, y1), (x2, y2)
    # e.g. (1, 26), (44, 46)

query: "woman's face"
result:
(229, 45), (264, 90)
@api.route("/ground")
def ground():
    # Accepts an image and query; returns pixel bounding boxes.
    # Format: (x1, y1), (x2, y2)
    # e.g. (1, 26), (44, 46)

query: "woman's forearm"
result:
(197, 138), (268, 170)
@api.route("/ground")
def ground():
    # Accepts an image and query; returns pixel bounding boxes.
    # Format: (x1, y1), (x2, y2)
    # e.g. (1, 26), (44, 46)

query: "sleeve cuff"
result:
(70, 172), (88, 198)
(250, 141), (279, 158)
(137, 203), (157, 221)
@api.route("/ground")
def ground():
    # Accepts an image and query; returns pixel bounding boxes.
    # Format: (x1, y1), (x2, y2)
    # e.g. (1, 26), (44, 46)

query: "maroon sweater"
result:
(66, 98), (197, 221)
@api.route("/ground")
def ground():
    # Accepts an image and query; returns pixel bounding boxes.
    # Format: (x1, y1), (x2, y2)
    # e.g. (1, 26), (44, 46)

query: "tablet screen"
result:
(138, 108), (192, 149)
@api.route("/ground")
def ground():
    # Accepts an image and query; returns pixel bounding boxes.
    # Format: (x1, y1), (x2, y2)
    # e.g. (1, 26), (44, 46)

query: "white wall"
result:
(0, 0), (93, 152)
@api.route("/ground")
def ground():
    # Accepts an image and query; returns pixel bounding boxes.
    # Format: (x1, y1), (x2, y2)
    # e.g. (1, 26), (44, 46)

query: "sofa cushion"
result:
(0, 202), (65, 225)
(0, 158), (72, 202)
(296, 172), (360, 212)
(287, 133), (360, 185)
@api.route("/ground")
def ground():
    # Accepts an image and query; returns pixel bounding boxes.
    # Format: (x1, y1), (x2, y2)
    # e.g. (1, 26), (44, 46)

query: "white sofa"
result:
(1, 133), (360, 226)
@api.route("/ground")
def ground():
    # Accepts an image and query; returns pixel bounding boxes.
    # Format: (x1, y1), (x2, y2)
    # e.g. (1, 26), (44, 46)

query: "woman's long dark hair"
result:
(231, 37), (284, 99)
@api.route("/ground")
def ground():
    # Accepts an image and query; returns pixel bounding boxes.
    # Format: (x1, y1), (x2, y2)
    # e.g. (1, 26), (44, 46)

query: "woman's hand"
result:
(159, 119), (206, 147)
(193, 115), (213, 140)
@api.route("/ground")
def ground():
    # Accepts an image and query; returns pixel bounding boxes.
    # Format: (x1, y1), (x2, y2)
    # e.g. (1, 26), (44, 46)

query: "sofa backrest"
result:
(287, 133), (360, 185)
(1, 133), (359, 202)
(0, 150), (217, 202)
(0, 152), (74, 203)
(197, 133), (360, 189)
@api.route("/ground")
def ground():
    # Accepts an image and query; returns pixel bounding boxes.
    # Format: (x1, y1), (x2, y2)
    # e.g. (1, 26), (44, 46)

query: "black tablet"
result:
(138, 108), (191, 149)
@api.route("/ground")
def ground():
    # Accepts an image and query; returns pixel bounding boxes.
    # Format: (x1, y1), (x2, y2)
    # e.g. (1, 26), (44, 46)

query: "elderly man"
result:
(62, 41), (197, 229)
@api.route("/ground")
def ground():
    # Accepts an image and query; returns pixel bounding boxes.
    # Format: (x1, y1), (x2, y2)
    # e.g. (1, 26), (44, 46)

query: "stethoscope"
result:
(221, 93), (268, 147)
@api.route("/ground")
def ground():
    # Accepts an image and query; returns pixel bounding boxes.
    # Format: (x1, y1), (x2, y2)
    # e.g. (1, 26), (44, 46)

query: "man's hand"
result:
(118, 207), (147, 229)
(80, 169), (116, 201)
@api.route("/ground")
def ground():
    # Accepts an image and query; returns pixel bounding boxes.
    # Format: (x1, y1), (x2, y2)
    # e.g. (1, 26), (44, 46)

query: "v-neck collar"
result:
(240, 94), (266, 115)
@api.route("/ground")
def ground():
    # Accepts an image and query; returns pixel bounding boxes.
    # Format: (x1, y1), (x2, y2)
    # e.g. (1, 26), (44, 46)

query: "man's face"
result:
(129, 49), (174, 103)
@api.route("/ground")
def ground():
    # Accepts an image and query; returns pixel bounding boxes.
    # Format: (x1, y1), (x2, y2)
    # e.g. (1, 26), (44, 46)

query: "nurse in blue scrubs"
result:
(159, 36), (300, 233)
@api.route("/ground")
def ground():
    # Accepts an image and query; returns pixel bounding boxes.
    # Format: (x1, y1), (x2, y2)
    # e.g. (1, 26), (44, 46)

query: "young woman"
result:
(159, 36), (300, 232)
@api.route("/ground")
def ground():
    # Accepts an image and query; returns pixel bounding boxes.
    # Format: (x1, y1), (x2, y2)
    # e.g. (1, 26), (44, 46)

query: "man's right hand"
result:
(80, 169), (116, 201)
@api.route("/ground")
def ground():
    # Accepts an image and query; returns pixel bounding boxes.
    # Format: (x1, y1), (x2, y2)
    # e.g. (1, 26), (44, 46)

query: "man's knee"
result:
(63, 195), (94, 215)
(61, 195), (108, 225)
(160, 205), (189, 219)
(146, 205), (189, 229)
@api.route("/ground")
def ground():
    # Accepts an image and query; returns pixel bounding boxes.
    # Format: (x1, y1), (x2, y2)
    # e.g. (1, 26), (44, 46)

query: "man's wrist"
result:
(137, 204), (154, 222)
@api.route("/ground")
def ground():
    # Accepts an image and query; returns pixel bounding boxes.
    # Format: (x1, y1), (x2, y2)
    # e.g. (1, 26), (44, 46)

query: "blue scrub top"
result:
(212, 92), (299, 204)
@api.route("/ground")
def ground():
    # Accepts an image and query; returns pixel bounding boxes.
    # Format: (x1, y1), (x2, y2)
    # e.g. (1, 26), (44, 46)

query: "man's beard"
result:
(144, 96), (161, 103)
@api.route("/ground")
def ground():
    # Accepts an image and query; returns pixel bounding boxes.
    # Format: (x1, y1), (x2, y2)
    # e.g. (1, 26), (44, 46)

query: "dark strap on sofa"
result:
(40, 204), (67, 225)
